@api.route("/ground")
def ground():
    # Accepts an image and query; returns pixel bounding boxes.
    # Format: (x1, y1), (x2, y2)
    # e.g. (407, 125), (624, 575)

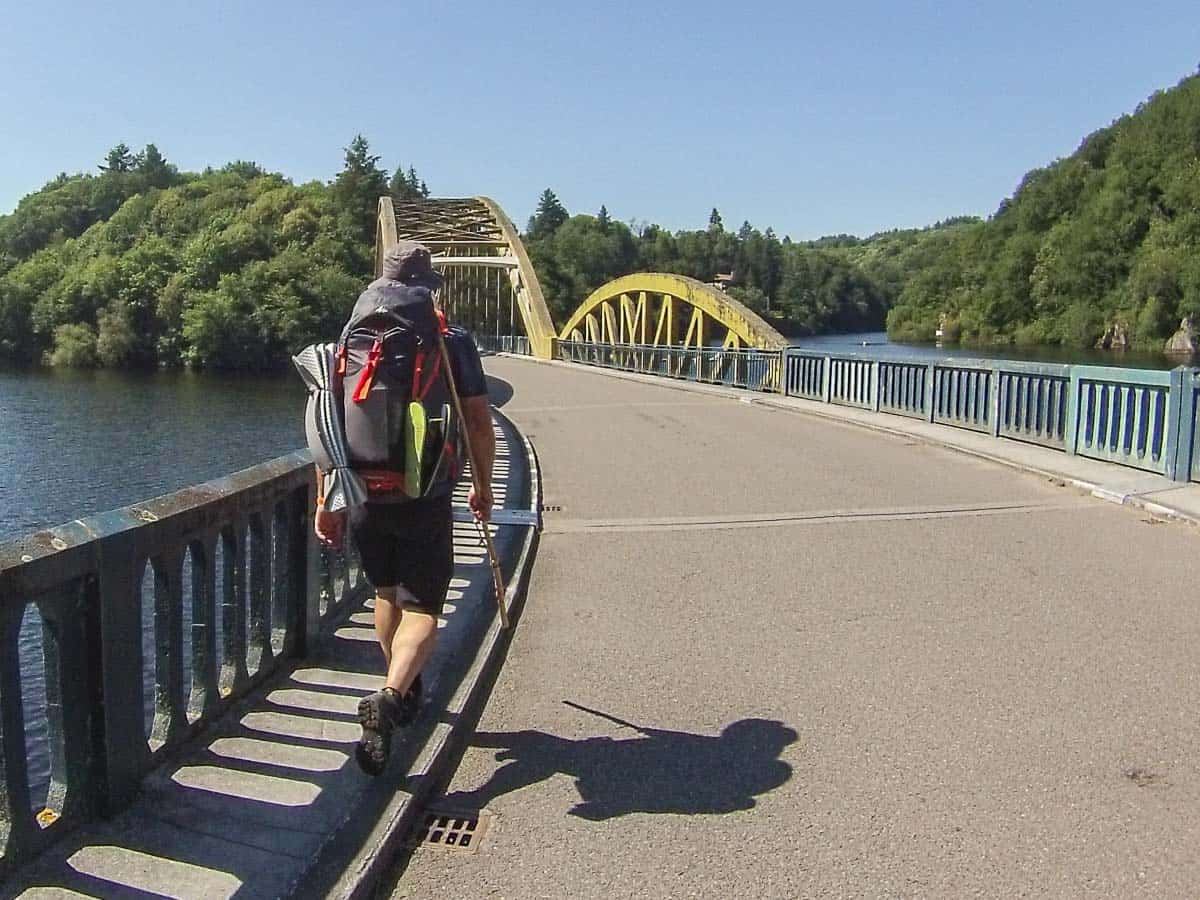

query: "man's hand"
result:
(468, 486), (494, 523)
(461, 394), (496, 525)
(314, 508), (347, 549)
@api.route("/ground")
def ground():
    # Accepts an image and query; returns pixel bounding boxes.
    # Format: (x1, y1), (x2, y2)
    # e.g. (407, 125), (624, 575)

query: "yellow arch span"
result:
(376, 196), (559, 358)
(558, 273), (788, 351)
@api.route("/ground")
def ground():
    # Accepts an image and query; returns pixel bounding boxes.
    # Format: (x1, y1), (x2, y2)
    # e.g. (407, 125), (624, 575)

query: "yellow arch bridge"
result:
(377, 197), (789, 387)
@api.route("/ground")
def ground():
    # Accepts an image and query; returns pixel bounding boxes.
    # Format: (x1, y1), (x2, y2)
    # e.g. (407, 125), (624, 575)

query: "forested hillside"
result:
(523, 193), (920, 336)
(886, 72), (1200, 351)
(0, 137), (426, 368)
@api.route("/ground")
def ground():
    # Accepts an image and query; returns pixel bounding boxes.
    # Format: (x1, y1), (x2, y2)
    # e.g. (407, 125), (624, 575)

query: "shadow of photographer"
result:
(444, 702), (797, 821)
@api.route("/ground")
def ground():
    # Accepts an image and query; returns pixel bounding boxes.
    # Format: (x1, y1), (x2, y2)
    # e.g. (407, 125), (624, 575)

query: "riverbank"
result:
(794, 331), (1196, 371)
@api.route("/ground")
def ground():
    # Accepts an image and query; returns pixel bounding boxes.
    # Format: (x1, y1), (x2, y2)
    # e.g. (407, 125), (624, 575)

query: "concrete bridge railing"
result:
(0, 451), (361, 877)
(546, 338), (1200, 484)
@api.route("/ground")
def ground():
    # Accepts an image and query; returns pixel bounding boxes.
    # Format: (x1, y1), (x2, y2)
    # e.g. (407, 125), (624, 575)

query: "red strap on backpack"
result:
(352, 338), (383, 403)
(410, 348), (443, 401)
(418, 352), (442, 401)
(411, 351), (425, 401)
(357, 469), (405, 493)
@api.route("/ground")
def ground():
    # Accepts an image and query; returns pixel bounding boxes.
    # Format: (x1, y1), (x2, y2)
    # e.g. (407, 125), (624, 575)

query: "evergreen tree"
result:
(389, 164), (426, 203)
(332, 134), (389, 251)
(597, 205), (611, 230)
(526, 189), (569, 240)
(100, 143), (135, 173)
(133, 143), (177, 189)
(222, 160), (266, 179)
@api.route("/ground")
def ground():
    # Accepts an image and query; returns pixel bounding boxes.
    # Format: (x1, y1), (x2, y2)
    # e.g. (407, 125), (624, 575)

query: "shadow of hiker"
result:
(485, 374), (514, 408)
(444, 705), (797, 821)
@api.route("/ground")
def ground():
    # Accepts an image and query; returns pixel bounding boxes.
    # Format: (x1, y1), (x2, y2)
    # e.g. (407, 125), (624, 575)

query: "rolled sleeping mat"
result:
(292, 343), (368, 511)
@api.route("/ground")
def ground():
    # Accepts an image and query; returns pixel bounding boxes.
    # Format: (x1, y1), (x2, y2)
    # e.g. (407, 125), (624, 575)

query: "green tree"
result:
(331, 134), (389, 251)
(389, 164), (429, 203)
(100, 143), (135, 174)
(134, 143), (177, 189)
(48, 322), (98, 367)
(96, 300), (137, 366)
(526, 189), (569, 241)
(528, 214), (638, 321)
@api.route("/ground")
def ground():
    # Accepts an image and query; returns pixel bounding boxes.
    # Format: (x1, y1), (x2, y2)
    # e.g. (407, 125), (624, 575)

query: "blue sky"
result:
(2, 0), (1198, 239)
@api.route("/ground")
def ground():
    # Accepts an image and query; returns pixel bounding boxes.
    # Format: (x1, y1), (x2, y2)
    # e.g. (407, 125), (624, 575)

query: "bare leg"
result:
(356, 588), (435, 775)
(373, 588), (401, 667)
(385, 607), (437, 694)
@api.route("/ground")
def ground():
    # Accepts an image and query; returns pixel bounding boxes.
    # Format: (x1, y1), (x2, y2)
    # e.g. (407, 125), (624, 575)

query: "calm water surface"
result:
(0, 367), (306, 540)
(793, 331), (1191, 371)
(1, 366), (305, 806)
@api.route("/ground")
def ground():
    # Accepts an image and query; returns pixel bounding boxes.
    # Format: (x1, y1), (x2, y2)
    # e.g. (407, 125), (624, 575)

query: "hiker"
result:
(310, 241), (493, 776)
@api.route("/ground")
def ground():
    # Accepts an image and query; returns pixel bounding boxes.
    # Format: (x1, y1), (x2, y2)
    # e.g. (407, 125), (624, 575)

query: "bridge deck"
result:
(394, 356), (1200, 898)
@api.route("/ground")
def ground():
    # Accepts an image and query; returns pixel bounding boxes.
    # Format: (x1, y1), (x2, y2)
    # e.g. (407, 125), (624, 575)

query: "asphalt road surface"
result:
(391, 357), (1200, 899)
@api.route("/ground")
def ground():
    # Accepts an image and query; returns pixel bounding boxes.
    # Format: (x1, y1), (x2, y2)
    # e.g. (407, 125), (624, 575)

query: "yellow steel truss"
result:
(559, 273), (788, 351)
(376, 197), (558, 358)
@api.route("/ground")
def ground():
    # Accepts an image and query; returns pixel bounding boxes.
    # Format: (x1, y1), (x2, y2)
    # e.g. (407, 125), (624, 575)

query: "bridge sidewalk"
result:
(4, 413), (539, 900)
(391, 356), (1200, 898)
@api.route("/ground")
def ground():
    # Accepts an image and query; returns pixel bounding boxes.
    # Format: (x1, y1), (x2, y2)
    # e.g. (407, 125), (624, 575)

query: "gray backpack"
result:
(336, 278), (460, 500)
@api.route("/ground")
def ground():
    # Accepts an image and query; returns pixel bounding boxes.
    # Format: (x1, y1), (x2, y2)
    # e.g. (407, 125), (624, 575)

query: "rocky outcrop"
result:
(1165, 316), (1199, 354)
(1095, 321), (1130, 351)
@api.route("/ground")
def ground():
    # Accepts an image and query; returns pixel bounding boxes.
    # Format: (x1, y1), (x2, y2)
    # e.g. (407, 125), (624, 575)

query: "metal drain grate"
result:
(411, 807), (491, 852)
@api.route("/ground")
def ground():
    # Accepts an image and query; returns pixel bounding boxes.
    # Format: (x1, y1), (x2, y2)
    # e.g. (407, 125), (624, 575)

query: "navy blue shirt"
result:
(444, 327), (488, 399)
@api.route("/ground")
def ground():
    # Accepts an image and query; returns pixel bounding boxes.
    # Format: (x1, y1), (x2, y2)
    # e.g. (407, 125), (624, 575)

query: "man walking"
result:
(313, 241), (494, 775)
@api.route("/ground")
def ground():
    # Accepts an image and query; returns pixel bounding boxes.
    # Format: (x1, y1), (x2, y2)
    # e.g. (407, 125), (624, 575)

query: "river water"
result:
(792, 331), (1190, 370)
(1, 366), (305, 808)
(0, 367), (306, 540)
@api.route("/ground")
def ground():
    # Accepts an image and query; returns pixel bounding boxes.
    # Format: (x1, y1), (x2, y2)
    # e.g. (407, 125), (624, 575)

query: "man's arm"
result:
(461, 395), (495, 522)
(443, 327), (494, 522)
(313, 465), (345, 548)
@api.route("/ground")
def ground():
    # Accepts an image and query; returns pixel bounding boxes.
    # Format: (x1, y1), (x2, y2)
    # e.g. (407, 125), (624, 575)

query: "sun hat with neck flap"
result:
(381, 240), (444, 291)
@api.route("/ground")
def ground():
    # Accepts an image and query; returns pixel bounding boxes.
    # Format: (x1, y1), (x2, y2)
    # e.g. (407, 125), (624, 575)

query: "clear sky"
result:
(2, 0), (1198, 239)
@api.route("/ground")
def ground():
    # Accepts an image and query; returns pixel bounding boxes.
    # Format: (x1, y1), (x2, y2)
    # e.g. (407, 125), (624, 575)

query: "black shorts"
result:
(350, 493), (454, 615)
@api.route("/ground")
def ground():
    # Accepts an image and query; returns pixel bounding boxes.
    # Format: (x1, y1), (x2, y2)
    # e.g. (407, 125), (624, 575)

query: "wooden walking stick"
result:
(436, 335), (510, 630)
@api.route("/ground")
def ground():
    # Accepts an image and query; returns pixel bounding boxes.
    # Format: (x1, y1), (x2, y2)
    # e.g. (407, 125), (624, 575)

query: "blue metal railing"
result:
(553, 339), (1200, 483)
(786, 348), (1200, 480)
(0, 453), (365, 876)
(1191, 371), (1200, 483)
(475, 334), (531, 356)
(558, 341), (781, 392)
